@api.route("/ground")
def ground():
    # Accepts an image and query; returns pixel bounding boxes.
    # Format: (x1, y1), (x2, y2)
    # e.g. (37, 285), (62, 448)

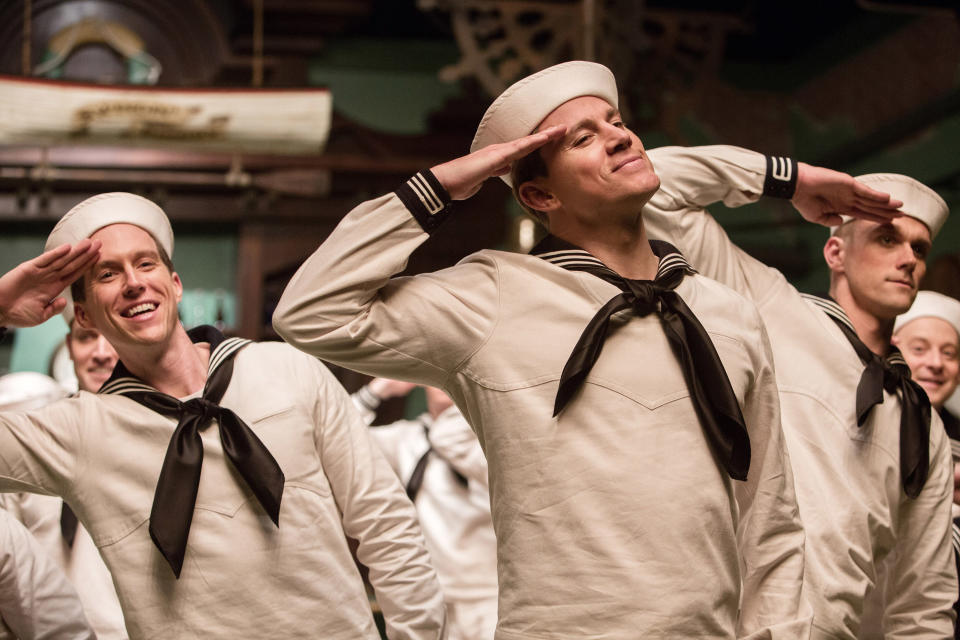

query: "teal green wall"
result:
(309, 38), (460, 135)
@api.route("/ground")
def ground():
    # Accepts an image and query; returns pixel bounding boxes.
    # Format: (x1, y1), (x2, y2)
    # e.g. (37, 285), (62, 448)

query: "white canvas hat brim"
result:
(894, 290), (960, 341)
(470, 61), (619, 187)
(832, 173), (948, 240)
(44, 192), (174, 322)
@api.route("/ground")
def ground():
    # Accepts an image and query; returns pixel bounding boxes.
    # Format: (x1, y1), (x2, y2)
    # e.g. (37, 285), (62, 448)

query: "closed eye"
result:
(572, 134), (592, 147)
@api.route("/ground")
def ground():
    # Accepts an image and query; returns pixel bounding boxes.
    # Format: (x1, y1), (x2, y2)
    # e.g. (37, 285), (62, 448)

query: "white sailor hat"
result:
(894, 290), (960, 341)
(0, 371), (67, 412)
(470, 60), (619, 187)
(44, 193), (174, 323)
(834, 173), (948, 240)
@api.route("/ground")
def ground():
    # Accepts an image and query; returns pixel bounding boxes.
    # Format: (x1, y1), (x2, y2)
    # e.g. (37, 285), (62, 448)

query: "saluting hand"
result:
(431, 125), (566, 200)
(791, 162), (904, 228)
(0, 240), (101, 328)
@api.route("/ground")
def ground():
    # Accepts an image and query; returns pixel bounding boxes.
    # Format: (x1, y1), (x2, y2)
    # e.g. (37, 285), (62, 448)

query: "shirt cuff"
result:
(763, 155), (798, 199)
(354, 385), (383, 413)
(395, 171), (453, 233)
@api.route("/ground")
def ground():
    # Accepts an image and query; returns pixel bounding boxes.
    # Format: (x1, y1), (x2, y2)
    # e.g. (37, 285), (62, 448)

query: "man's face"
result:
(534, 96), (660, 224)
(74, 224), (182, 351)
(66, 322), (119, 392)
(833, 217), (931, 320)
(893, 316), (960, 409)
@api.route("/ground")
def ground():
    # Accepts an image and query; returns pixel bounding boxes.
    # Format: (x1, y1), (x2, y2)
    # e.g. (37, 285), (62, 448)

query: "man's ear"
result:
(74, 302), (93, 330)
(518, 180), (560, 213)
(823, 236), (845, 275)
(171, 272), (183, 303)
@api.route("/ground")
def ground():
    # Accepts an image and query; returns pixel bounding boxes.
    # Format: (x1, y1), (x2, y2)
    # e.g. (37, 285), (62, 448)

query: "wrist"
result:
(395, 170), (453, 234)
(763, 155), (798, 199)
(354, 385), (383, 412)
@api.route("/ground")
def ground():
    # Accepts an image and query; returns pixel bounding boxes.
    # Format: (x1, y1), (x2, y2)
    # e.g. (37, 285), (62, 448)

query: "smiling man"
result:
(67, 319), (119, 394)
(894, 290), (960, 638)
(274, 61), (817, 638)
(0, 193), (446, 639)
(640, 149), (955, 637)
(894, 291), (960, 418)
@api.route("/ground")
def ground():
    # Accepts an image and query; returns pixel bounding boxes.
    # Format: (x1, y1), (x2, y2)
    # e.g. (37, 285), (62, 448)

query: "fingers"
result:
(58, 240), (101, 282)
(31, 243), (72, 269)
(846, 207), (904, 224)
(498, 125), (567, 164)
(852, 180), (903, 207)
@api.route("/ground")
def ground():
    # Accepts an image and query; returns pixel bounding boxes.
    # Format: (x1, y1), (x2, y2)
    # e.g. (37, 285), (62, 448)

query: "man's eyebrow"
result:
(92, 249), (159, 270)
(570, 108), (620, 130)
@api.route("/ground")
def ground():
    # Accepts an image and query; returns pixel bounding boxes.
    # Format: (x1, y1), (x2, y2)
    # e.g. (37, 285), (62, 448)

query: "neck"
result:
(553, 214), (659, 280)
(117, 327), (210, 397)
(830, 282), (895, 356)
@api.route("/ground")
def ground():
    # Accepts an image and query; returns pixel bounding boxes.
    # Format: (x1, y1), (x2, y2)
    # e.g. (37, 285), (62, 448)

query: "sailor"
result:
(353, 379), (498, 640)
(0, 502), (94, 640)
(274, 61), (811, 638)
(0, 193), (446, 639)
(640, 146), (955, 636)
(894, 290), (960, 638)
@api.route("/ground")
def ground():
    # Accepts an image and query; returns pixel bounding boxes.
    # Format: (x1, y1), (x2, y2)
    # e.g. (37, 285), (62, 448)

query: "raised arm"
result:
(273, 127), (565, 387)
(642, 145), (901, 304)
(0, 241), (100, 329)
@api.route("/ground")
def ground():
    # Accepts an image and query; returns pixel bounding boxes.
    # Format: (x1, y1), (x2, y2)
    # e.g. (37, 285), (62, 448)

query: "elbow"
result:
(271, 307), (292, 343)
(271, 291), (303, 345)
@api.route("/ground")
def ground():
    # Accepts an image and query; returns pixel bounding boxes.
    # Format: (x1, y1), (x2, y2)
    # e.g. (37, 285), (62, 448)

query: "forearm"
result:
(317, 367), (445, 638)
(273, 189), (433, 354)
(643, 146), (794, 303)
(274, 173), (493, 387)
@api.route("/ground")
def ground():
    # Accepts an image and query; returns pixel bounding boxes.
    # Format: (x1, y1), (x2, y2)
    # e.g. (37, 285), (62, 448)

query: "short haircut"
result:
(833, 218), (856, 242)
(71, 233), (174, 303)
(510, 149), (550, 228)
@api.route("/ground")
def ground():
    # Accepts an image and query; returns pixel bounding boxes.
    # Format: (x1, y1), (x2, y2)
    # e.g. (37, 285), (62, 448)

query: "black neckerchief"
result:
(531, 235), (751, 481)
(802, 294), (931, 498)
(99, 325), (285, 577)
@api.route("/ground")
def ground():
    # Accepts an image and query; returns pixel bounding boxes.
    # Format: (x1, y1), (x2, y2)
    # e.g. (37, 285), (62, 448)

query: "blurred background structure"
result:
(1, 0), (958, 381)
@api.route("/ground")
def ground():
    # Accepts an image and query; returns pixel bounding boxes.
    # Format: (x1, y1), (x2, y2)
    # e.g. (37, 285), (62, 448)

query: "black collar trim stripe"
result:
(532, 236), (695, 280)
(800, 293), (856, 334)
(802, 293), (910, 368)
(99, 326), (251, 396)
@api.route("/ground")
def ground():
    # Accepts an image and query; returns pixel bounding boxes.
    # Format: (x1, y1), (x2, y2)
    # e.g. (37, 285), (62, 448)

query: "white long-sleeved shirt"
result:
(0, 507), (93, 640)
(353, 398), (498, 604)
(642, 144), (956, 639)
(0, 339), (446, 639)
(0, 493), (127, 639)
(274, 175), (810, 640)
